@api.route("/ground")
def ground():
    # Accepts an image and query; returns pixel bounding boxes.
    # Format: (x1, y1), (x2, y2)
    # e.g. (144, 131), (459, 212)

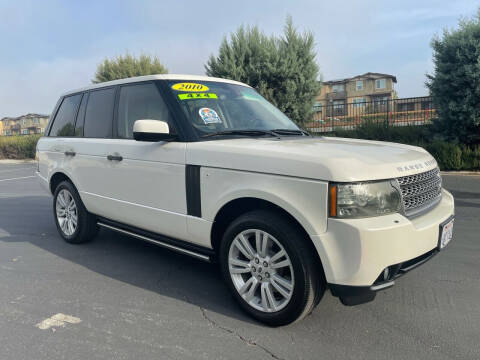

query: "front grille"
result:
(397, 167), (442, 217)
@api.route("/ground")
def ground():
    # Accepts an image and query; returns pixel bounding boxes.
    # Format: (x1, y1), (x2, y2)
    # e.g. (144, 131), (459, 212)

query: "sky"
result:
(0, 0), (477, 118)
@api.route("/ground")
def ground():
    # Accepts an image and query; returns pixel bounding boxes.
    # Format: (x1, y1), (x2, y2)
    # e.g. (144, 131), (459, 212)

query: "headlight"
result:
(329, 181), (401, 219)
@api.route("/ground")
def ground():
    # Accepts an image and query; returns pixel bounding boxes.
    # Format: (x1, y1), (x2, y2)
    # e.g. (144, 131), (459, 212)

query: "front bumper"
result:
(329, 247), (439, 305)
(310, 189), (454, 303)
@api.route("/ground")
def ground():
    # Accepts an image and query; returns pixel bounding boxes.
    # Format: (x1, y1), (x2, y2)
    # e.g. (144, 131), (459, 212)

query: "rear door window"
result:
(84, 87), (116, 138)
(49, 94), (82, 137)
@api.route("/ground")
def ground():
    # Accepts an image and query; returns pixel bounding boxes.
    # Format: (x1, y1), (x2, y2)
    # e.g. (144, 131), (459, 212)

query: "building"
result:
(1, 113), (49, 136)
(314, 72), (397, 117)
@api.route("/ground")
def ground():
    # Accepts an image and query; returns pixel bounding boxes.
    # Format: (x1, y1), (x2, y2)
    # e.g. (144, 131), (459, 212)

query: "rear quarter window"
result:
(84, 87), (116, 138)
(49, 94), (82, 137)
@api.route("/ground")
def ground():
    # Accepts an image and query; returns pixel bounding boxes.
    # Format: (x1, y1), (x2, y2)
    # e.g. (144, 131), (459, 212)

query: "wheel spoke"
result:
(270, 274), (293, 299)
(67, 219), (75, 235)
(265, 283), (277, 311)
(234, 234), (255, 260)
(70, 215), (78, 227)
(270, 259), (290, 269)
(260, 283), (269, 311)
(244, 278), (259, 302)
(269, 249), (286, 264)
(57, 192), (67, 207)
(238, 276), (255, 296)
(229, 258), (250, 274)
(56, 208), (66, 217)
(60, 218), (68, 233)
(255, 231), (268, 258)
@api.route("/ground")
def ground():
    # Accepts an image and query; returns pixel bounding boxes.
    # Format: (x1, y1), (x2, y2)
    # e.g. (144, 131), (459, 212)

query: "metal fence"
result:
(306, 96), (437, 133)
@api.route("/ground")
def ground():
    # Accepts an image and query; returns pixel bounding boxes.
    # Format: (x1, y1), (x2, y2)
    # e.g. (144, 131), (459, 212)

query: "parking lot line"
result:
(0, 166), (36, 174)
(0, 176), (36, 182)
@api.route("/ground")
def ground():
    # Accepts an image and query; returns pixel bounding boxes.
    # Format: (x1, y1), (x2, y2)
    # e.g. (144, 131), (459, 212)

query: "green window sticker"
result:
(178, 93), (218, 100)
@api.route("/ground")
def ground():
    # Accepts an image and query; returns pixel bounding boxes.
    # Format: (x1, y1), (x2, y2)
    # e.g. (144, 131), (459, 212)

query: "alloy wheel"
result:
(56, 189), (78, 236)
(228, 229), (295, 313)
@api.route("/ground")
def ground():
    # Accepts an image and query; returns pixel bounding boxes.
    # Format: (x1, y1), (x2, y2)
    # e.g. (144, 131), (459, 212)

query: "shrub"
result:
(328, 122), (433, 145)
(0, 135), (42, 159)
(426, 10), (480, 145)
(93, 53), (168, 84)
(322, 123), (480, 171)
(205, 17), (320, 126)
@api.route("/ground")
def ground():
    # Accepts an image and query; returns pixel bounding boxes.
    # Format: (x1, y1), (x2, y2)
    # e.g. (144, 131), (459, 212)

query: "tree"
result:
(205, 17), (321, 126)
(426, 10), (480, 145)
(93, 53), (168, 83)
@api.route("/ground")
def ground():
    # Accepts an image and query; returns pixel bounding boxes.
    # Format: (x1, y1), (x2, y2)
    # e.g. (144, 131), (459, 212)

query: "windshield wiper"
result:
(201, 129), (280, 138)
(271, 129), (311, 136)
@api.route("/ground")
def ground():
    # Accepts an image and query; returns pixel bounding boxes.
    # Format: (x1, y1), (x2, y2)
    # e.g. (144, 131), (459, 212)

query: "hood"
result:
(186, 137), (437, 182)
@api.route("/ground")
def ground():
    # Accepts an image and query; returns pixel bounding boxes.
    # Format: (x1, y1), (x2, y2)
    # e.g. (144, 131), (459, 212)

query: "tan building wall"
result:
(1, 114), (49, 136)
(314, 73), (397, 118)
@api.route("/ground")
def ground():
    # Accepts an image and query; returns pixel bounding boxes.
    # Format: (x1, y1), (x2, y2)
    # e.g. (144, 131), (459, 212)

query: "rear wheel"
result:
(53, 181), (98, 244)
(220, 210), (325, 326)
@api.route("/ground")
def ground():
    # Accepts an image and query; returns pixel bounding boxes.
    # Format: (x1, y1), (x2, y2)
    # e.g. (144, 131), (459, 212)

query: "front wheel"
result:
(220, 210), (325, 326)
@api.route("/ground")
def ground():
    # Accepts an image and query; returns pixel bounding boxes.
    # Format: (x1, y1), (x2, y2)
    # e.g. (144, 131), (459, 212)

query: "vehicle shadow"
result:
(0, 195), (257, 325)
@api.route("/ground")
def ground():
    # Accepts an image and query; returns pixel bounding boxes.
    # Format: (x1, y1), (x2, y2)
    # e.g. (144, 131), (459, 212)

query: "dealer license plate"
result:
(439, 217), (454, 250)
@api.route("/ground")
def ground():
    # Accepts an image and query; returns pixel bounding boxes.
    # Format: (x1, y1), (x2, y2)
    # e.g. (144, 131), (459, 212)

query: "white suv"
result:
(36, 74), (455, 326)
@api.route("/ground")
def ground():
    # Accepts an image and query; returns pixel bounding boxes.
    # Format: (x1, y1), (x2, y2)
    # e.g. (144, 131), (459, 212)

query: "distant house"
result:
(315, 72), (397, 117)
(1, 113), (49, 136)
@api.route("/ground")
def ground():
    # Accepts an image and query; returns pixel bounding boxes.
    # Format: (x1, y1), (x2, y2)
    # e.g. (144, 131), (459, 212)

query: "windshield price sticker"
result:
(172, 82), (209, 92)
(198, 107), (222, 124)
(178, 93), (218, 100)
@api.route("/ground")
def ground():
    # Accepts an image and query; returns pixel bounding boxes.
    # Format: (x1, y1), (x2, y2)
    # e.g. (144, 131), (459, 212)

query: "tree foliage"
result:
(205, 17), (320, 126)
(93, 53), (168, 83)
(426, 10), (480, 144)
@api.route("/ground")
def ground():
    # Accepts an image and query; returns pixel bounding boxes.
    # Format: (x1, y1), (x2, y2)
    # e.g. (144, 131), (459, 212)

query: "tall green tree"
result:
(426, 10), (480, 145)
(205, 17), (321, 126)
(93, 53), (168, 83)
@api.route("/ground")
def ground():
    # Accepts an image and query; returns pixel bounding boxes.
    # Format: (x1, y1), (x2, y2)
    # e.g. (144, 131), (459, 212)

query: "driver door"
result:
(97, 82), (188, 240)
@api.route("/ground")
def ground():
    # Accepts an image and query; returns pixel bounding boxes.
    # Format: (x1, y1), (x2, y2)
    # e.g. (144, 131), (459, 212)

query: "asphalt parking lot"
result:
(0, 162), (479, 360)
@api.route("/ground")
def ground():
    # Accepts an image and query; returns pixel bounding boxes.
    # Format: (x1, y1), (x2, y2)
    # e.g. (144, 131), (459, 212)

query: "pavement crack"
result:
(198, 306), (284, 360)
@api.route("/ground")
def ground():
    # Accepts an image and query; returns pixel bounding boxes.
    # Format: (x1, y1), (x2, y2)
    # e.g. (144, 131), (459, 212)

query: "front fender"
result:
(201, 167), (328, 236)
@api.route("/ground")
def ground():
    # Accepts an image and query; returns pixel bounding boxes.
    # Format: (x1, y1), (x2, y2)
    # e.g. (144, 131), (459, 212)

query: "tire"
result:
(53, 180), (98, 244)
(219, 210), (326, 326)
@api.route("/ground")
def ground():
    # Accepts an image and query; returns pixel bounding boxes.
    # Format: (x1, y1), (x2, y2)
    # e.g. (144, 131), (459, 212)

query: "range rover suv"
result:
(36, 75), (455, 326)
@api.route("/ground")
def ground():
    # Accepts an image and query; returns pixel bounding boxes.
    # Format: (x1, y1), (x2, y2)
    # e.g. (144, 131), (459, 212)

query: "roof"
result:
(1, 113), (49, 122)
(62, 74), (251, 97)
(323, 72), (397, 85)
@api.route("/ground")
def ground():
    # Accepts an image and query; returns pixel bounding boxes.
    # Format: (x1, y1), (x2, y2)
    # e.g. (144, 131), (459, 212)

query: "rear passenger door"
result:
(68, 87), (117, 217)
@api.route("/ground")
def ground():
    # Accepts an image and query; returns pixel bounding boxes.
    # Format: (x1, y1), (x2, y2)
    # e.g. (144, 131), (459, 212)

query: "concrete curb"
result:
(0, 159), (35, 164)
(441, 171), (480, 176)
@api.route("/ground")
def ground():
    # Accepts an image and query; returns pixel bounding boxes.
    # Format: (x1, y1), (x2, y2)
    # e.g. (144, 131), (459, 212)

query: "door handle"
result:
(64, 151), (76, 157)
(107, 154), (123, 161)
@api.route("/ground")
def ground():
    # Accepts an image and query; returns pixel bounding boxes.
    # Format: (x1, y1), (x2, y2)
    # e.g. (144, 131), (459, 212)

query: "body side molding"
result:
(186, 164), (202, 217)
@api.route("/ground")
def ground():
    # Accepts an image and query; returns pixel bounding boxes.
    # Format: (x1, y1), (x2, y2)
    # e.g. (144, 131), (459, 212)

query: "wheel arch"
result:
(49, 171), (78, 195)
(210, 197), (324, 274)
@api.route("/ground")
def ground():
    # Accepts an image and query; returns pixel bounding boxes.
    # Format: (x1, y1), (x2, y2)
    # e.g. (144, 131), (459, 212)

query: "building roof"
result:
(323, 72), (397, 85)
(1, 113), (49, 122)
(62, 74), (251, 97)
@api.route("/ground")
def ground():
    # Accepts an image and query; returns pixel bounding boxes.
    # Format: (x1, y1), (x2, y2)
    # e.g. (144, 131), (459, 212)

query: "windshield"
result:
(167, 80), (300, 137)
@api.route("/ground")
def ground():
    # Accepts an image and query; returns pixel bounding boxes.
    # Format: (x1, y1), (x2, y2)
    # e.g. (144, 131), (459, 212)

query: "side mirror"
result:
(133, 120), (176, 142)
